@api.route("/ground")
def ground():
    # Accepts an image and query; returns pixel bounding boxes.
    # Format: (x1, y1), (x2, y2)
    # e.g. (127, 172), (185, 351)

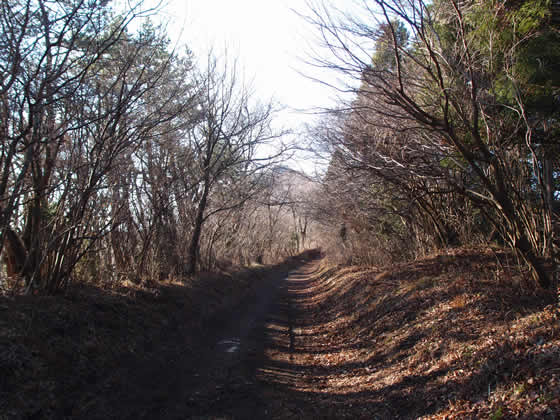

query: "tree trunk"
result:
(514, 232), (551, 289)
(2, 226), (27, 279)
(186, 179), (210, 275)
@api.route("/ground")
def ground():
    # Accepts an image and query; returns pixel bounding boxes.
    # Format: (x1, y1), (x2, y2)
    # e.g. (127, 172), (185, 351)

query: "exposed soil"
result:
(2, 247), (559, 419)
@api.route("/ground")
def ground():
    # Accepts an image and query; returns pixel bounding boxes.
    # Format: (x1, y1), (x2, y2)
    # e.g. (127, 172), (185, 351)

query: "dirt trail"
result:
(5, 250), (558, 419)
(101, 253), (560, 419)
(131, 260), (322, 419)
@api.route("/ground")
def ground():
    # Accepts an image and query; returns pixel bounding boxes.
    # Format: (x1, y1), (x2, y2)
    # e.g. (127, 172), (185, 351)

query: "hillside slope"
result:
(260, 247), (559, 419)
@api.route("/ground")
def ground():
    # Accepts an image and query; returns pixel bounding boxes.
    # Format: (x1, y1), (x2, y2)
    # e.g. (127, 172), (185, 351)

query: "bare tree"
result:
(181, 56), (288, 275)
(304, 0), (558, 287)
(0, 2), (197, 292)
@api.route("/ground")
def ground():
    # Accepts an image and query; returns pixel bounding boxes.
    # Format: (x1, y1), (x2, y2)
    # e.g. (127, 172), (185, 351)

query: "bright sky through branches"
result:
(137, 0), (341, 173)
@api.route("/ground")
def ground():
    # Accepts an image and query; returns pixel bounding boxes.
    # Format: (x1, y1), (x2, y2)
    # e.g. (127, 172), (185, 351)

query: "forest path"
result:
(138, 259), (323, 419)
(8, 250), (558, 419)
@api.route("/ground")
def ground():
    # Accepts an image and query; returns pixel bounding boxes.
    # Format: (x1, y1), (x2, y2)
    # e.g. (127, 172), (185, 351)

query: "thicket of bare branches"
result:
(0, 1), (302, 294)
(305, 0), (559, 288)
(196, 167), (319, 269)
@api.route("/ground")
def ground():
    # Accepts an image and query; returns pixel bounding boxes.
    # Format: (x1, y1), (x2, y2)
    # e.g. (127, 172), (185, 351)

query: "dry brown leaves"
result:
(261, 248), (559, 419)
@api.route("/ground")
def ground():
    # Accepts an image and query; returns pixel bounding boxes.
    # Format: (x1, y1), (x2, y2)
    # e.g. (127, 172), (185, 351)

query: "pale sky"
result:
(139, 0), (345, 172)
(118, 0), (355, 174)
(163, 1), (335, 112)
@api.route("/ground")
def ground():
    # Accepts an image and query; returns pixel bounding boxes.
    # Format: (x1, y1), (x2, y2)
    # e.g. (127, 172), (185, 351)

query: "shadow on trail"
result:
(136, 252), (324, 420)
(255, 251), (556, 419)
(9, 248), (554, 419)
(1, 251), (323, 420)
(257, 274), (445, 418)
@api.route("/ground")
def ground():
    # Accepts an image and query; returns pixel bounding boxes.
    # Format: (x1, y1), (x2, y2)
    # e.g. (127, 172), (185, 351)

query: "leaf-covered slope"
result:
(261, 247), (559, 419)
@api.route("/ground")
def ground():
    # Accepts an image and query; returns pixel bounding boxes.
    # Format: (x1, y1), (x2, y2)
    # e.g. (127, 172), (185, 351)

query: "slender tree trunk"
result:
(514, 232), (551, 289)
(542, 156), (554, 258)
(186, 178), (210, 275)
